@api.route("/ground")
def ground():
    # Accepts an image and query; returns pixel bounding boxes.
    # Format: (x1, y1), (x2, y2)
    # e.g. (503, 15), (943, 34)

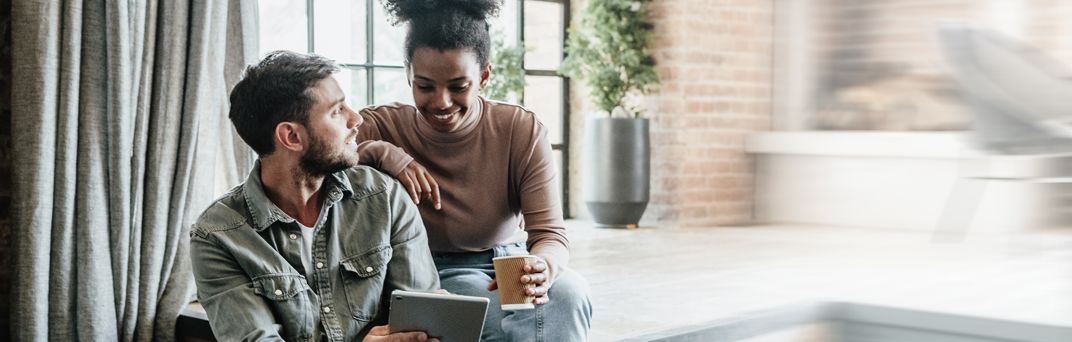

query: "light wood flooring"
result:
(567, 221), (1072, 341)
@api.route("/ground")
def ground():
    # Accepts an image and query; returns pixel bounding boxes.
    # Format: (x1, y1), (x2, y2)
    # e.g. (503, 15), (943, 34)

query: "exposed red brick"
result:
(570, 0), (774, 227)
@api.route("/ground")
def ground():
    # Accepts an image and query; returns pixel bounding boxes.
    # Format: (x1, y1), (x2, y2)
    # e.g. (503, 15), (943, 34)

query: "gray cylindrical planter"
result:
(583, 117), (650, 228)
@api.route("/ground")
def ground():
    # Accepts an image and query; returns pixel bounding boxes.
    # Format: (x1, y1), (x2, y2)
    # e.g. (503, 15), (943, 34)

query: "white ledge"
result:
(745, 131), (979, 159)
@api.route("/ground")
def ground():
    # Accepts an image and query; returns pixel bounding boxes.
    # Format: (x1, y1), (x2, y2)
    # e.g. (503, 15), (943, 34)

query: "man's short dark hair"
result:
(229, 50), (339, 156)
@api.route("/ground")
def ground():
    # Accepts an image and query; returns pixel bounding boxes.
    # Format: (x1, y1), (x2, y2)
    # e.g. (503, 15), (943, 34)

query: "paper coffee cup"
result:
(492, 255), (538, 310)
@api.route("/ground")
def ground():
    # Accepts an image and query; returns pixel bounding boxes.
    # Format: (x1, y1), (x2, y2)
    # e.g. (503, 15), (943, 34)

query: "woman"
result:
(355, 0), (592, 340)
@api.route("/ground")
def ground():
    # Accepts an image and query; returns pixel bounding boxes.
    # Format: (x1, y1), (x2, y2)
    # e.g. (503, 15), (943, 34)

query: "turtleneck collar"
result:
(414, 96), (485, 143)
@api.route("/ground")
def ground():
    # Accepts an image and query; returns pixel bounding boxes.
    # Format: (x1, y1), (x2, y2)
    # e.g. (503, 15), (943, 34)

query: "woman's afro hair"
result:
(381, 0), (502, 67)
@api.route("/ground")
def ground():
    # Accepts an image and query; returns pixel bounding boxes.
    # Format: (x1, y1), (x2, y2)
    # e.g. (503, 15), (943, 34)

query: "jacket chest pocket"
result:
(252, 274), (313, 340)
(340, 245), (392, 321)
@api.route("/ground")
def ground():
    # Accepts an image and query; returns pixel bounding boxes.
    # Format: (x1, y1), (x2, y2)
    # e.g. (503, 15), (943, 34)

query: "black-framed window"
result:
(519, 0), (569, 216)
(257, 0), (570, 215)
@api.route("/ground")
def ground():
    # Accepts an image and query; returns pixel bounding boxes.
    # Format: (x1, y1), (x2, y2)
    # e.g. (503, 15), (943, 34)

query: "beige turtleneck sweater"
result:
(356, 96), (569, 272)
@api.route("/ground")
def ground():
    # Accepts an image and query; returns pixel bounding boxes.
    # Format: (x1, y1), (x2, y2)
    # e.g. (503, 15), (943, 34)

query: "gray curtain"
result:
(219, 0), (259, 189)
(10, 0), (255, 341)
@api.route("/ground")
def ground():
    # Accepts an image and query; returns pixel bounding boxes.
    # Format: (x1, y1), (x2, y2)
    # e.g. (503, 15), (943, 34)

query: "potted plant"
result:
(561, 0), (659, 228)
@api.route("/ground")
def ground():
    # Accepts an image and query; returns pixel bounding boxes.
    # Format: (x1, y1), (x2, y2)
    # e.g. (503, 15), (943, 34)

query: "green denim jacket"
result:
(190, 163), (440, 341)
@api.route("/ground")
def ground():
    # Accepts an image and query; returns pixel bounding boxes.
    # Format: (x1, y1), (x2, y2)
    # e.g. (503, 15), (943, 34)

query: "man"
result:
(190, 51), (440, 342)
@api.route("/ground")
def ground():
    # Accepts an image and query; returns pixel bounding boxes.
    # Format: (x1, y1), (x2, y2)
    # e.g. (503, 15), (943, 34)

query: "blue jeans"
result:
(432, 243), (593, 342)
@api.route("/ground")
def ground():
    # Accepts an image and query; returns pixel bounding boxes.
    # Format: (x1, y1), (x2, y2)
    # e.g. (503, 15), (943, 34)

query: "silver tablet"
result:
(388, 290), (490, 342)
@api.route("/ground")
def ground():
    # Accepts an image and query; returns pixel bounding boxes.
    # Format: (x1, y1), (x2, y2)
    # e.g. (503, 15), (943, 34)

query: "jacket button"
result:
(365, 266), (374, 272)
(289, 234), (298, 240)
(316, 262), (325, 269)
(274, 289), (283, 296)
(322, 306), (331, 313)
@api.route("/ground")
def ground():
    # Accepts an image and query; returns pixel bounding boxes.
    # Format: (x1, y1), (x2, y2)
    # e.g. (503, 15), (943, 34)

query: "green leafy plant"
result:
(560, 0), (659, 118)
(484, 33), (526, 103)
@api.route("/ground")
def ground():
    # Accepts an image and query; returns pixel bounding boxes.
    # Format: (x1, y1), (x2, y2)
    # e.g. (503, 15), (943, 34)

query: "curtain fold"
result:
(10, 0), (255, 340)
(218, 0), (258, 189)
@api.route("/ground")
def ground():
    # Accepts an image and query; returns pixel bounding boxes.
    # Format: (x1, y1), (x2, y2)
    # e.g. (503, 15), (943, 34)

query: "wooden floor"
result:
(567, 220), (1072, 341)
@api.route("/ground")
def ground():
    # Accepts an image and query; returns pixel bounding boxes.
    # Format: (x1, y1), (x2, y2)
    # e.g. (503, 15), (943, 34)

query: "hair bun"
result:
(381, 0), (501, 23)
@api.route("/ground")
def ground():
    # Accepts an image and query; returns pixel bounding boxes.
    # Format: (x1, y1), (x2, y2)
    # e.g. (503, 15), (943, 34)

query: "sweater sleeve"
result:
(356, 141), (412, 177)
(514, 115), (570, 279)
(356, 108), (413, 177)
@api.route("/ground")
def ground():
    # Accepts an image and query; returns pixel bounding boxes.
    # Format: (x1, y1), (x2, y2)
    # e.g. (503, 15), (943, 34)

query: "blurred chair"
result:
(934, 25), (1072, 236)
(939, 24), (1072, 154)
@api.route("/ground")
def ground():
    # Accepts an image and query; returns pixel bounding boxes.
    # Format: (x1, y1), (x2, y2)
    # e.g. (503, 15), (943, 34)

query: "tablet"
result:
(388, 290), (489, 342)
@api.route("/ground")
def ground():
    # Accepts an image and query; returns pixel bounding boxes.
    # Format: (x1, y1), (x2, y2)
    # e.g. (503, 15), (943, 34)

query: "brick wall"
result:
(0, 0), (12, 337)
(814, 0), (976, 87)
(812, 0), (1072, 75)
(569, 0), (774, 227)
(802, 0), (1072, 130)
(646, 0), (773, 226)
(568, 0), (1072, 225)
(1024, 0), (1072, 64)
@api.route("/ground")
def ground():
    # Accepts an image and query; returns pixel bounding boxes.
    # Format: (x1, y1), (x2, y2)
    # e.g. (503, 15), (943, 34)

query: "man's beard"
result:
(298, 134), (355, 177)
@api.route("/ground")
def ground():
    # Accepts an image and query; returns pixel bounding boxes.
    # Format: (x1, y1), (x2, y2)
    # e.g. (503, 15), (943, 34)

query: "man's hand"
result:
(363, 325), (440, 342)
(396, 161), (441, 210)
(487, 256), (552, 305)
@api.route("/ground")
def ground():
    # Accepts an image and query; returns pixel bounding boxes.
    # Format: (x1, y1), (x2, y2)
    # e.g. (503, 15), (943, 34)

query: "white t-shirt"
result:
(297, 222), (316, 277)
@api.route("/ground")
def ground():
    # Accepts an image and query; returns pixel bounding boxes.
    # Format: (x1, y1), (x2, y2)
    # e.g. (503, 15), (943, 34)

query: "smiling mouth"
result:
(430, 112), (458, 122)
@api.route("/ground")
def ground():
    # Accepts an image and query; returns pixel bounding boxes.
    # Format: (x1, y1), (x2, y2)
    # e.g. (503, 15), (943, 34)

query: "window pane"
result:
(336, 67), (368, 108)
(523, 76), (564, 144)
(523, 1), (563, 70)
(373, 68), (411, 105)
(313, 0), (366, 64)
(489, 0), (520, 45)
(372, 3), (406, 65)
(552, 150), (563, 177)
(258, 0), (308, 56)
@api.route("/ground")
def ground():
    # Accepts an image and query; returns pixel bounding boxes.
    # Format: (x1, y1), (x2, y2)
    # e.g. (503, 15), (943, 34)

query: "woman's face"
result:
(408, 47), (490, 132)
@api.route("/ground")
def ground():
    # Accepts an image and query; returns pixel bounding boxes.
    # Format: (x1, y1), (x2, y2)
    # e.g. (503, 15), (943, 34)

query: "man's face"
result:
(408, 47), (490, 133)
(298, 77), (363, 176)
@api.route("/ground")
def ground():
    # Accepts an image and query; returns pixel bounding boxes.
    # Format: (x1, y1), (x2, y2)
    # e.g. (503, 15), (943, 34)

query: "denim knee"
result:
(548, 268), (593, 316)
(438, 268), (494, 295)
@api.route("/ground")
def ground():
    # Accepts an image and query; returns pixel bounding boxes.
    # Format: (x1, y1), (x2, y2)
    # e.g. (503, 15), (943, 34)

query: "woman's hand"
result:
(396, 161), (441, 210)
(487, 256), (552, 305)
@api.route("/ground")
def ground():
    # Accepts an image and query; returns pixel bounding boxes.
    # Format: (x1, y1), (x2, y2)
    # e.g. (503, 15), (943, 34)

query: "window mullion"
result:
(306, 0), (315, 53)
(560, 0), (571, 217)
(366, 0), (375, 106)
